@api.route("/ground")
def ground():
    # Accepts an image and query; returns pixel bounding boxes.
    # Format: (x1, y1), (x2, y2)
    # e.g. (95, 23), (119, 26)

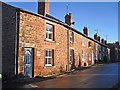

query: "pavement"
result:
(2, 62), (120, 89)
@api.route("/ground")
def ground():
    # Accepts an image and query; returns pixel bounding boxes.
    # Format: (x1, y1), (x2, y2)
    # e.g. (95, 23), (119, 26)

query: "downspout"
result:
(15, 11), (18, 75)
(67, 27), (70, 71)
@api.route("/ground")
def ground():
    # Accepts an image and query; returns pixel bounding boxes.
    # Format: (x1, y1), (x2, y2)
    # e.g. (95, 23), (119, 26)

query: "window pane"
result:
(70, 49), (74, 63)
(49, 33), (52, 39)
(46, 26), (49, 31)
(70, 37), (72, 42)
(46, 24), (53, 32)
(49, 50), (52, 57)
(48, 58), (52, 64)
(46, 58), (48, 64)
(46, 32), (49, 39)
(49, 26), (53, 32)
(46, 23), (54, 40)
(70, 56), (72, 62)
(46, 50), (48, 57)
(70, 32), (74, 42)
(82, 39), (84, 46)
(82, 51), (84, 59)
(70, 32), (73, 36)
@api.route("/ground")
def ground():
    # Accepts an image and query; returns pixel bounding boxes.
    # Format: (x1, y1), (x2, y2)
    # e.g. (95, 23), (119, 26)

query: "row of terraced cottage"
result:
(2, 1), (119, 80)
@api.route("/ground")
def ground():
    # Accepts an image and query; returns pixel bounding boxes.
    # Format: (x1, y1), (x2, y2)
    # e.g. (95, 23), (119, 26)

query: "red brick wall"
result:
(70, 32), (96, 67)
(18, 11), (68, 76)
(18, 11), (107, 77)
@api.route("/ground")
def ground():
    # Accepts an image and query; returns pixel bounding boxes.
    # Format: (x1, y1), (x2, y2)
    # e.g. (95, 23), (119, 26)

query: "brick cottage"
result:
(2, 1), (112, 80)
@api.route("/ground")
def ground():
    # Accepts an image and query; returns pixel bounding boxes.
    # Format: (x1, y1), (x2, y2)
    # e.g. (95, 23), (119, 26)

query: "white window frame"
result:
(92, 50), (94, 63)
(45, 49), (53, 66)
(82, 38), (85, 46)
(82, 51), (85, 61)
(70, 32), (74, 43)
(88, 41), (91, 48)
(46, 23), (54, 41)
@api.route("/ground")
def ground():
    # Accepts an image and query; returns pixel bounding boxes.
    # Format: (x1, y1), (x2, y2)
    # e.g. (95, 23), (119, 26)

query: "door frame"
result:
(24, 47), (34, 78)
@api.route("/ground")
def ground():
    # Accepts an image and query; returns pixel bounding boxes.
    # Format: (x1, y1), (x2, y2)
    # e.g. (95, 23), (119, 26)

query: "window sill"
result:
(82, 59), (85, 62)
(89, 59), (91, 61)
(45, 39), (55, 43)
(82, 45), (85, 47)
(88, 47), (91, 48)
(45, 64), (52, 67)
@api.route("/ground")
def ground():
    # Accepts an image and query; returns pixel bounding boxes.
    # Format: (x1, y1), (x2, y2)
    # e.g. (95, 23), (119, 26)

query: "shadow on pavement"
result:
(2, 76), (56, 88)
(112, 81), (120, 89)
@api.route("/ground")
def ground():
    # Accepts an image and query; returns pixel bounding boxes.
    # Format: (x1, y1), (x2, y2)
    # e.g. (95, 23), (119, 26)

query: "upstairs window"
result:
(82, 38), (85, 46)
(70, 32), (74, 43)
(88, 41), (91, 48)
(46, 23), (54, 41)
(96, 44), (98, 51)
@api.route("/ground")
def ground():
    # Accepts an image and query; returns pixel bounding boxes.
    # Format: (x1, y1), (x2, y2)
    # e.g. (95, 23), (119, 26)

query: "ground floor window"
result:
(70, 49), (74, 64)
(45, 49), (54, 66)
(82, 50), (85, 61)
(89, 53), (91, 61)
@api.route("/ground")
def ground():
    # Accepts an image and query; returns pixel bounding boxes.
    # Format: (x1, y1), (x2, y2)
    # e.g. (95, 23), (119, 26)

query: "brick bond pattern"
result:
(18, 11), (107, 77)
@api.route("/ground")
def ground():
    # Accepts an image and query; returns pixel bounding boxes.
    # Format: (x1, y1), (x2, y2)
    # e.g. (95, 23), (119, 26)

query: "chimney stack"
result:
(98, 36), (100, 42)
(94, 33), (98, 40)
(65, 13), (75, 26)
(115, 41), (119, 45)
(38, 0), (50, 16)
(83, 27), (88, 36)
(105, 40), (107, 44)
(101, 38), (104, 43)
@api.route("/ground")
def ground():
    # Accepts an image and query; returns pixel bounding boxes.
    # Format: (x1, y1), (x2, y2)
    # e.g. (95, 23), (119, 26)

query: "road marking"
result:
(56, 74), (66, 77)
(24, 84), (38, 88)
(29, 84), (38, 88)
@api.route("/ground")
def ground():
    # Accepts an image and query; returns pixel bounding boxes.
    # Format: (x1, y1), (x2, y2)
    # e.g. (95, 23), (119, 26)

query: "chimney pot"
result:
(98, 36), (100, 42)
(38, 0), (50, 15)
(115, 41), (119, 45)
(105, 40), (107, 44)
(83, 27), (88, 36)
(101, 38), (104, 43)
(94, 33), (98, 40)
(65, 13), (74, 26)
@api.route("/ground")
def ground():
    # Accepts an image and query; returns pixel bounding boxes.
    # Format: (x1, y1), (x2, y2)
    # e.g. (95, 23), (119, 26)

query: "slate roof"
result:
(46, 14), (64, 23)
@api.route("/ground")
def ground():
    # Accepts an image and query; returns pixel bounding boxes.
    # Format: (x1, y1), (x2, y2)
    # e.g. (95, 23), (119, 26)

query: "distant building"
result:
(2, 1), (110, 80)
(107, 42), (120, 62)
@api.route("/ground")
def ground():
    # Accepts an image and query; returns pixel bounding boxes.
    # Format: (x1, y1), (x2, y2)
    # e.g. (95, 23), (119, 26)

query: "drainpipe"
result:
(67, 27), (70, 71)
(15, 11), (18, 75)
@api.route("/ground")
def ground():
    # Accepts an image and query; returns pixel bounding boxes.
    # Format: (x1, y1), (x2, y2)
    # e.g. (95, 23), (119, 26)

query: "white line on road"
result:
(24, 84), (38, 88)
(29, 84), (38, 88)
